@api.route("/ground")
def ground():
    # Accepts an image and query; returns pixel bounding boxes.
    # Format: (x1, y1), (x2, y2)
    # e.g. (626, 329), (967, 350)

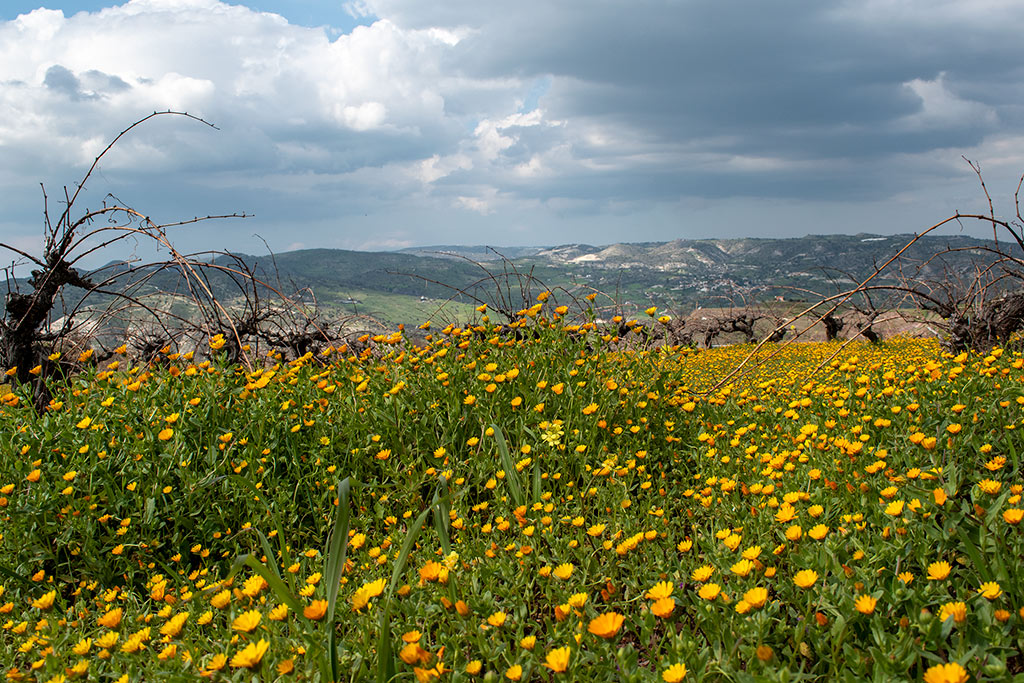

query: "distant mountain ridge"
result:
(13, 232), (1006, 326)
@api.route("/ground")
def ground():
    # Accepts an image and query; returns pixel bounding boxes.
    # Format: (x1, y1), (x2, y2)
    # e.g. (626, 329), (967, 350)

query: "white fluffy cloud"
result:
(2, 0), (1024, 256)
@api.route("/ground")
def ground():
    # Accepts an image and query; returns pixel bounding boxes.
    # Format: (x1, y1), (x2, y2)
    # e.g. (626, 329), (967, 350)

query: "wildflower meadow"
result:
(1, 297), (1023, 682)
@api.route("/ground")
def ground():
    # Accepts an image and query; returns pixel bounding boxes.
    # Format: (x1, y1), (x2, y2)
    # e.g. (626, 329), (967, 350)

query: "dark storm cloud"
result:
(360, 0), (1022, 202)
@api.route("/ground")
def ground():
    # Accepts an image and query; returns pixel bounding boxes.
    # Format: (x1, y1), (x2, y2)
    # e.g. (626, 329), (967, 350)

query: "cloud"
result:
(2, 0), (1024, 257)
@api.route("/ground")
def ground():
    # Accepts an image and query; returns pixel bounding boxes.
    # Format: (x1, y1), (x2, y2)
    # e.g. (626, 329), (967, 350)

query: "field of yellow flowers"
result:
(1, 299), (1023, 682)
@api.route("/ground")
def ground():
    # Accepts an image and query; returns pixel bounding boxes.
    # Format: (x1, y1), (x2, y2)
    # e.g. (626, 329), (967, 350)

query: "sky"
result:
(2, 0), (1024, 264)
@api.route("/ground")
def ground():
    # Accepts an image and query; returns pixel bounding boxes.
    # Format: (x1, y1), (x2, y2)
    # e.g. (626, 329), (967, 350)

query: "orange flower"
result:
(651, 597), (675, 618)
(923, 662), (968, 683)
(304, 599), (329, 621)
(587, 612), (625, 639)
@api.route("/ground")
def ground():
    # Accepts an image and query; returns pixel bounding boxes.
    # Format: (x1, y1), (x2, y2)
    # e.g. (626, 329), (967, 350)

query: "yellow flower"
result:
(923, 662), (969, 683)
(698, 583), (721, 601)
(552, 563), (574, 580)
(743, 587), (768, 609)
(646, 581), (674, 600)
(691, 565), (714, 582)
(730, 559), (754, 577)
(230, 638), (270, 669)
(793, 570), (818, 589)
(978, 582), (1002, 600)
(202, 653), (228, 673)
(927, 561), (951, 581)
(76, 417), (92, 429)
(210, 589), (232, 609)
(505, 664), (522, 680)
(587, 611), (625, 638)
(72, 638), (91, 656)
(158, 428), (174, 441)
(544, 646), (570, 673)
(854, 595), (877, 615)
(939, 601), (967, 624)
(487, 611), (507, 627)
(884, 500), (905, 516)
(231, 609), (262, 633)
(465, 660), (482, 675)
(31, 590), (56, 610)
(662, 663), (688, 682)
(808, 524), (829, 540)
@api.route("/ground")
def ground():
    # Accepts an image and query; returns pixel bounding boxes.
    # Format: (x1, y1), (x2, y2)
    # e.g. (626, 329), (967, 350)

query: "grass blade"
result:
(324, 478), (354, 683)
(491, 424), (525, 508)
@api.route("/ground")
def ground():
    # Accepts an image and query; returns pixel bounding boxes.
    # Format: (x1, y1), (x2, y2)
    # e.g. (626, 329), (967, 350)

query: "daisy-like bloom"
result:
(662, 663), (688, 682)
(95, 631), (119, 649)
(588, 612), (625, 639)
(808, 524), (829, 541)
(72, 638), (91, 656)
(698, 583), (721, 601)
(743, 587), (768, 609)
(646, 581), (674, 600)
(691, 565), (714, 583)
(552, 563), (574, 580)
(158, 428), (174, 441)
(922, 662), (969, 683)
(31, 590), (56, 610)
(201, 653), (228, 675)
(231, 609), (262, 633)
(885, 500), (905, 516)
(304, 599), (329, 621)
(1003, 509), (1023, 525)
(854, 595), (877, 615)
(939, 601), (967, 624)
(520, 636), (536, 650)
(730, 559), (754, 577)
(897, 572), (914, 585)
(230, 638), (270, 669)
(352, 578), (388, 611)
(774, 504), (797, 524)
(160, 612), (189, 637)
(505, 664), (522, 680)
(927, 561), (952, 581)
(978, 479), (1001, 495)
(487, 611), (507, 627)
(465, 661), (482, 675)
(544, 646), (570, 673)
(793, 570), (818, 589)
(587, 524), (606, 537)
(269, 604), (289, 621)
(933, 488), (948, 506)
(651, 597), (675, 618)
(97, 607), (123, 628)
(210, 590), (232, 609)
(978, 581), (1002, 600)
(756, 645), (774, 662)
